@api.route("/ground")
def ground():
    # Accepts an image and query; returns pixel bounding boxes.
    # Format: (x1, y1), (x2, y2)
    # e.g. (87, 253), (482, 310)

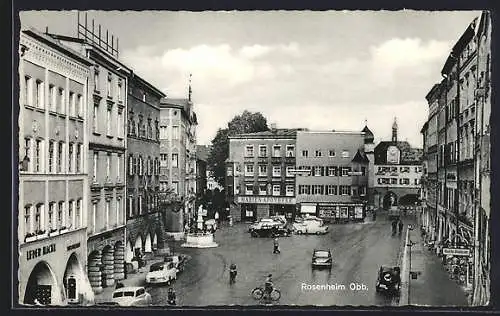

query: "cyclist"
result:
(265, 274), (274, 296)
(273, 238), (280, 254)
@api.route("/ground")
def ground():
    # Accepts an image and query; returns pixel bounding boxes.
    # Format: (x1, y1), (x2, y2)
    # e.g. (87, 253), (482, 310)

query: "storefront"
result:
(440, 225), (474, 292)
(19, 228), (93, 306)
(316, 203), (366, 223)
(87, 226), (126, 295)
(236, 196), (296, 222)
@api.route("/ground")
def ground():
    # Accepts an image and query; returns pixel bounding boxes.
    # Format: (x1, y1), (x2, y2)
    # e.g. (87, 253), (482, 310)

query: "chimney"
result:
(270, 123), (277, 133)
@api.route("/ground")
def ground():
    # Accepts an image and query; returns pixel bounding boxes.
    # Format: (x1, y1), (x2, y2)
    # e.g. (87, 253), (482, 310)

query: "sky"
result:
(19, 10), (482, 147)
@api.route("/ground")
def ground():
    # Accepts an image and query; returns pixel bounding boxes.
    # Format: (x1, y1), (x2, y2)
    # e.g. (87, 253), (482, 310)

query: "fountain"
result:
(181, 207), (218, 248)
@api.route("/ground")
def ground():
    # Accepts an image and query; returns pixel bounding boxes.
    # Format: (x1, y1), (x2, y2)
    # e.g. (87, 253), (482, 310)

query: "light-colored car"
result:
(145, 261), (177, 285)
(248, 218), (282, 232)
(111, 286), (152, 306)
(293, 218), (329, 235)
(164, 255), (186, 273)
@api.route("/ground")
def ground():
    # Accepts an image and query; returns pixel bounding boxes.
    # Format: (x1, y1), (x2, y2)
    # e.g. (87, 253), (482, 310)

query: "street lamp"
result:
(406, 224), (415, 305)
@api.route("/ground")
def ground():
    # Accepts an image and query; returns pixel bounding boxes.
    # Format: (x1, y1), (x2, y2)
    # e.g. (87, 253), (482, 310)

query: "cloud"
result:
(369, 38), (451, 85)
(239, 44), (273, 59)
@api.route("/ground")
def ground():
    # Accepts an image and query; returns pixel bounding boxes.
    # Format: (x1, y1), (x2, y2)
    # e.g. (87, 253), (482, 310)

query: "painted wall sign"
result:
(237, 196), (296, 205)
(26, 243), (56, 260)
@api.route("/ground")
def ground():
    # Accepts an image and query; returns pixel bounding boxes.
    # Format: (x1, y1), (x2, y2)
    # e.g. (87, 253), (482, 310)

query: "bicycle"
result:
(251, 287), (281, 302)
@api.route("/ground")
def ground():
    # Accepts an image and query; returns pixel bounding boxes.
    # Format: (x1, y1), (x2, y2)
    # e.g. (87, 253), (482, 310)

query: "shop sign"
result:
(26, 243), (56, 261)
(442, 248), (471, 256)
(348, 171), (363, 176)
(354, 206), (364, 219)
(237, 196), (296, 205)
(67, 242), (81, 251)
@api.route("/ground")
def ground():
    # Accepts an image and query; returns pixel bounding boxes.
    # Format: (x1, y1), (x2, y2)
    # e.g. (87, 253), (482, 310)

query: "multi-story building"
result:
(296, 131), (369, 222)
(227, 128), (299, 222)
(196, 145), (209, 199)
(373, 119), (423, 212)
(421, 83), (441, 242)
(125, 74), (165, 264)
(18, 28), (94, 305)
(159, 96), (198, 235)
(472, 10), (491, 306)
(421, 12), (491, 304)
(47, 31), (131, 294)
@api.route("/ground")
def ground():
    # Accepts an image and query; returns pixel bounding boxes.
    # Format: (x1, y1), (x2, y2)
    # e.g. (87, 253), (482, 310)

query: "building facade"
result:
(125, 74), (166, 265)
(159, 98), (198, 234)
(18, 29), (94, 305)
(373, 119), (423, 212)
(47, 32), (132, 294)
(472, 10), (491, 306)
(420, 12), (491, 305)
(196, 145), (209, 199)
(296, 131), (369, 222)
(227, 129), (298, 222)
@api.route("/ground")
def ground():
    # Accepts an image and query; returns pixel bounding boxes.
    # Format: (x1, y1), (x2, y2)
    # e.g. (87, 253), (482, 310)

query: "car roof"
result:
(113, 286), (145, 292)
(151, 262), (165, 268)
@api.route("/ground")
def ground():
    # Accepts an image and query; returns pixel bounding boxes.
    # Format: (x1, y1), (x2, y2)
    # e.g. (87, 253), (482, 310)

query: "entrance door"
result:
(36, 285), (52, 305)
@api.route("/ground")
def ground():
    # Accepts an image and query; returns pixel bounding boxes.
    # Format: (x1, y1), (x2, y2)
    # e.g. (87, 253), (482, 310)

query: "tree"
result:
(207, 110), (269, 187)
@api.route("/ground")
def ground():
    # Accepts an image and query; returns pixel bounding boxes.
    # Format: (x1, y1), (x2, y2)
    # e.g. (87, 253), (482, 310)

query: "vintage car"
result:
(248, 218), (283, 232)
(145, 261), (177, 285)
(164, 254), (187, 273)
(250, 224), (292, 238)
(293, 217), (329, 235)
(375, 266), (401, 295)
(111, 286), (152, 306)
(311, 249), (333, 269)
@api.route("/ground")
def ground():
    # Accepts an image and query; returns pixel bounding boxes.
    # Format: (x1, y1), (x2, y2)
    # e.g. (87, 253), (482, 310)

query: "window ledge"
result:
(106, 134), (114, 139)
(93, 131), (101, 136)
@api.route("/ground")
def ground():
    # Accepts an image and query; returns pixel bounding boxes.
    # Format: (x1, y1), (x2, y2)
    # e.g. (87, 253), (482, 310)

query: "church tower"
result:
(392, 117), (398, 143)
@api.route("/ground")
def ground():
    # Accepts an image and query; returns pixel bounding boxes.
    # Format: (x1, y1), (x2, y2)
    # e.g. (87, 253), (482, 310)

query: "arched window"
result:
(128, 154), (134, 175)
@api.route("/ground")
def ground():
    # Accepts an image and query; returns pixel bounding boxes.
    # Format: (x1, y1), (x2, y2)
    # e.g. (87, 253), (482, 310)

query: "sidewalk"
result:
(400, 217), (469, 306)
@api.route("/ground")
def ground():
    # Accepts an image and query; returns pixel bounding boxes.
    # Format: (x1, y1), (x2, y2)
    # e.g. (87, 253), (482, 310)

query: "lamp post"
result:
(406, 224), (415, 305)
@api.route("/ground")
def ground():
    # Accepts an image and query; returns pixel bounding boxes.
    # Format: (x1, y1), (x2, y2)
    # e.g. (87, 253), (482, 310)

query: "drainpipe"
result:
(441, 72), (448, 250)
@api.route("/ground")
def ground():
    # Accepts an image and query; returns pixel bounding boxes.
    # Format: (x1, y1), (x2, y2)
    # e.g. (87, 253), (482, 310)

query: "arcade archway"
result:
(113, 242), (125, 280)
(63, 253), (86, 304)
(87, 250), (102, 293)
(125, 240), (134, 263)
(383, 191), (398, 210)
(144, 233), (152, 253)
(134, 234), (143, 254)
(24, 261), (62, 305)
(101, 245), (115, 288)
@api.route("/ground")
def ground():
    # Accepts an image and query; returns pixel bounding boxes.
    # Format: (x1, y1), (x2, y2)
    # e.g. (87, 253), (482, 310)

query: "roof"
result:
(352, 149), (370, 164)
(441, 17), (478, 75)
(196, 145), (209, 161)
(130, 73), (166, 98)
(230, 128), (304, 139)
(374, 141), (422, 165)
(21, 28), (93, 66)
(361, 125), (374, 143)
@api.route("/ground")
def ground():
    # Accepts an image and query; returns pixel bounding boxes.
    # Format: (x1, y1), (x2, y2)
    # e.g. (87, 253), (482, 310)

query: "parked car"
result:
(271, 215), (287, 225)
(311, 249), (333, 269)
(164, 254), (186, 273)
(293, 218), (329, 235)
(248, 218), (283, 232)
(145, 261), (177, 285)
(111, 286), (152, 306)
(375, 266), (401, 295)
(250, 224), (292, 237)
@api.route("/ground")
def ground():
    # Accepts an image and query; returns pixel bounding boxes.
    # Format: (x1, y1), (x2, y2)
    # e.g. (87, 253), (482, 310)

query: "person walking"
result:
(167, 288), (176, 306)
(398, 219), (404, 236)
(391, 220), (397, 236)
(273, 237), (280, 254)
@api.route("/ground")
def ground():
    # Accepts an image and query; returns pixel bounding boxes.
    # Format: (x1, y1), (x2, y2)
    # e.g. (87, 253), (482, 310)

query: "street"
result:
(146, 213), (405, 306)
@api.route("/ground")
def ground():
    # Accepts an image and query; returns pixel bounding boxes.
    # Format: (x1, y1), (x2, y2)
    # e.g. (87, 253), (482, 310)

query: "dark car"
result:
(311, 249), (332, 269)
(375, 266), (401, 294)
(251, 224), (292, 237)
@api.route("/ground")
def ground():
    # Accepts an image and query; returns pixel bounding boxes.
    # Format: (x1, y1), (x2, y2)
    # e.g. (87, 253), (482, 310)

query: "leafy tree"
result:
(207, 110), (268, 187)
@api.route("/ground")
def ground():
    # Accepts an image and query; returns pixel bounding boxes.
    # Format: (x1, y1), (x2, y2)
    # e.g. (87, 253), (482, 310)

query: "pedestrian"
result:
(391, 220), (397, 236)
(115, 281), (124, 289)
(398, 220), (404, 236)
(273, 237), (280, 254)
(214, 211), (220, 225)
(167, 288), (176, 306)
